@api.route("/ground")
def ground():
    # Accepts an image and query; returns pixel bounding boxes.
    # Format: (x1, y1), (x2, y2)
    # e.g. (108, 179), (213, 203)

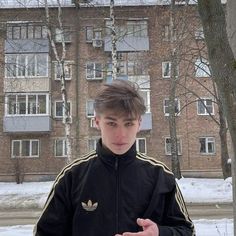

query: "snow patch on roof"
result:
(0, 0), (74, 8)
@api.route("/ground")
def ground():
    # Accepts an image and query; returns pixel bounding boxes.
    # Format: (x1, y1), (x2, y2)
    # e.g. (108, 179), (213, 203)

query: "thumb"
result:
(137, 218), (153, 228)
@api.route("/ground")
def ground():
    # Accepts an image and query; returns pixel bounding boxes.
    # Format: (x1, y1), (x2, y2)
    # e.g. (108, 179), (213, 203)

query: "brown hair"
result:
(94, 80), (146, 118)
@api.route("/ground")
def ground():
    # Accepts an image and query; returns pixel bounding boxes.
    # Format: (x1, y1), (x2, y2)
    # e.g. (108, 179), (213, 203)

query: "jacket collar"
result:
(96, 139), (136, 168)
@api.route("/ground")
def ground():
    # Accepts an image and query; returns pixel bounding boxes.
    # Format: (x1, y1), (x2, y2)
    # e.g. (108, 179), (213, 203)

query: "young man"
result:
(34, 80), (195, 236)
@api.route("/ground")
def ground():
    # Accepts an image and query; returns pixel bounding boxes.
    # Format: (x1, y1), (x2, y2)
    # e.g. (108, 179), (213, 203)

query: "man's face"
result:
(95, 112), (141, 155)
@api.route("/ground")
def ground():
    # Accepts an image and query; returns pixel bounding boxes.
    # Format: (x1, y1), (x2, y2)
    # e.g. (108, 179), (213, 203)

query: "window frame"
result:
(197, 98), (214, 115)
(54, 100), (72, 119)
(86, 100), (95, 118)
(165, 137), (182, 156)
(88, 138), (99, 152)
(136, 138), (147, 154)
(11, 139), (39, 158)
(5, 93), (49, 116)
(163, 98), (181, 116)
(54, 61), (73, 81)
(5, 53), (48, 78)
(86, 62), (103, 80)
(55, 26), (72, 43)
(199, 137), (215, 155)
(195, 58), (211, 78)
(54, 138), (67, 157)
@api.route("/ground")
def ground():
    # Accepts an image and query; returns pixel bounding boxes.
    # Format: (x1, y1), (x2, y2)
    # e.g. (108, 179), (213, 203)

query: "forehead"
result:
(99, 111), (139, 121)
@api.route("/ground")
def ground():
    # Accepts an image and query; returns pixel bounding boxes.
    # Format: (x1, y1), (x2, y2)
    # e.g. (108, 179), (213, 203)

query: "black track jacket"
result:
(34, 140), (195, 236)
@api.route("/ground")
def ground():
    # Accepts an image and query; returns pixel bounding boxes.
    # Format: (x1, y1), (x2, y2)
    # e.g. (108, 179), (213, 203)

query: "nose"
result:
(115, 126), (126, 139)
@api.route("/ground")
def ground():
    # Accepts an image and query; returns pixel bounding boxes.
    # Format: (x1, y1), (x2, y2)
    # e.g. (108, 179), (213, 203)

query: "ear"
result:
(95, 116), (100, 130)
(138, 117), (142, 131)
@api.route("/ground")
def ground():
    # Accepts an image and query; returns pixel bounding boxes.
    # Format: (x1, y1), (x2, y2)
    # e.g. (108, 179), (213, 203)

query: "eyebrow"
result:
(104, 116), (136, 122)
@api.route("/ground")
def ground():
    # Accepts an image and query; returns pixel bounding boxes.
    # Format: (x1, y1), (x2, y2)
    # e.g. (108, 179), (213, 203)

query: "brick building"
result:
(0, 0), (230, 181)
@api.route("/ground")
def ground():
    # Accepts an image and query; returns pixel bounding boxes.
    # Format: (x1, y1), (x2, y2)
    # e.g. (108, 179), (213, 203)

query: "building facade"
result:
(0, 0), (230, 181)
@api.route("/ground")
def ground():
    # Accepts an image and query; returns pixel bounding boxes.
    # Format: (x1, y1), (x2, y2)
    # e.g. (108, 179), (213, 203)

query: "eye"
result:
(107, 122), (116, 127)
(125, 122), (134, 127)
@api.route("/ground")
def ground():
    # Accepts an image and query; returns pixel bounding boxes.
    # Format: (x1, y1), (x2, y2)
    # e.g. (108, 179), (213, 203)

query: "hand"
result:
(115, 218), (159, 236)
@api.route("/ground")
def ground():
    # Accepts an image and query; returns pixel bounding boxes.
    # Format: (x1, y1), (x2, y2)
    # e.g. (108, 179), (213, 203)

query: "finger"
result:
(137, 218), (155, 228)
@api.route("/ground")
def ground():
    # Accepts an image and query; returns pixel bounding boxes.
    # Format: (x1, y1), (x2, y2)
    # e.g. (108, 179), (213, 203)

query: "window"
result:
(55, 26), (71, 43)
(88, 138), (99, 152)
(55, 139), (67, 157)
(127, 21), (147, 37)
(86, 63), (102, 80)
(107, 52), (148, 77)
(12, 139), (39, 158)
(86, 26), (94, 42)
(54, 61), (72, 80)
(162, 61), (171, 78)
(197, 98), (214, 115)
(86, 26), (102, 42)
(5, 53), (48, 78)
(195, 58), (211, 77)
(106, 20), (147, 37)
(199, 137), (215, 154)
(136, 138), (146, 154)
(86, 100), (95, 117)
(54, 101), (71, 118)
(162, 25), (176, 41)
(195, 27), (204, 40)
(163, 98), (180, 116)
(165, 137), (182, 155)
(139, 89), (151, 113)
(5, 94), (49, 116)
(7, 23), (47, 39)
(162, 61), (179, 79)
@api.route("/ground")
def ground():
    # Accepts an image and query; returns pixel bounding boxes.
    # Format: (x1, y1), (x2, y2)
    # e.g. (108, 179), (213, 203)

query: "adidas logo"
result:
(81, 200), (98, 211)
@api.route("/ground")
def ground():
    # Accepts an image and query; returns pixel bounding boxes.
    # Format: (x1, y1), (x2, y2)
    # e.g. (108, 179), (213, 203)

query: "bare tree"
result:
(197, 0), (236, 233)
(168, 0), (182, 179)
(44, 0), (72, 163)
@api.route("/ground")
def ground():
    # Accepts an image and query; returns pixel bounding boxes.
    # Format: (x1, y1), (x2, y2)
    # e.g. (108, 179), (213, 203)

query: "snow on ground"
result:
(0, 177), (233, 209)
(0, 178), (233, 235)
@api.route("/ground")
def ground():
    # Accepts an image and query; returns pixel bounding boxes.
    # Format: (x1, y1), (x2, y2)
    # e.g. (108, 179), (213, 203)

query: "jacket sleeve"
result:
(144, 168), (195, 236)
(33, 174), (73, 236)
(158, 181), (195, 236)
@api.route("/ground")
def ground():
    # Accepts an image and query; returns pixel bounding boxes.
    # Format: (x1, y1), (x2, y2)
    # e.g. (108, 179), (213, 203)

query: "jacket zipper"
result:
(115, 157), (119, 234)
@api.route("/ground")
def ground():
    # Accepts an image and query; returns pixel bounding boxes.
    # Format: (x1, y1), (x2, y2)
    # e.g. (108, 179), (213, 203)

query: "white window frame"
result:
(54, 61), (73, 81)
(165, 137), (182, 156)
(197, 98), (214, 115)
(55, 26), (71, 43)
(7, 23), (47, 40)
(86, 26), (94, 42)
(195, 58), (211, 77)
(195, 27), (204, 40)
(88, 138), (99, 152)
(54, 139), (67, 157)
(199, 137), (215, 155)
(54, 100), (72, 119)
(86, 62), (103, 80)
(136, 138), (147, 154)
(162, 61), (179, 79)
(11, 139), (39, 158)
(163, 98), (180, 116)
(5, 53), (48, 78)
(162, 61), (171, 78)
(5, 93), (49, 116)
(86, 100), (95, 118)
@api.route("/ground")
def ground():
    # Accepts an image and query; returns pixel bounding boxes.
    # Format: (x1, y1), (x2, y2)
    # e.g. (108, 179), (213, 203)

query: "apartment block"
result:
(0, 0), (230, 181)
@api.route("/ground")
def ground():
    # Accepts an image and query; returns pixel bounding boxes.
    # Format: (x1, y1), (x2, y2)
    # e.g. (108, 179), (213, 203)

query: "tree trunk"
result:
(110, 0), (117, 81)
(169, 0), (181, 179)
(218, 98), (231, 179)
(197, 0), (236, 234)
